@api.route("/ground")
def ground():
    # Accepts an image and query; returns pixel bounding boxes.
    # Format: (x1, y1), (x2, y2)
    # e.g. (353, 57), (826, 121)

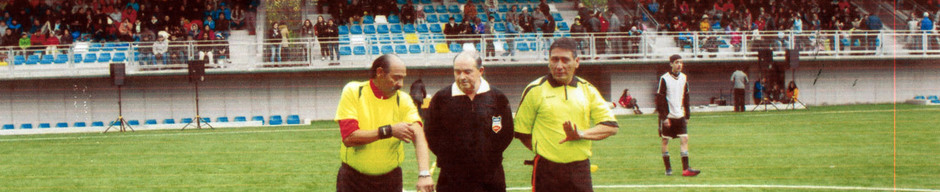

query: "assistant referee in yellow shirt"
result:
(514, 38), (619, 192)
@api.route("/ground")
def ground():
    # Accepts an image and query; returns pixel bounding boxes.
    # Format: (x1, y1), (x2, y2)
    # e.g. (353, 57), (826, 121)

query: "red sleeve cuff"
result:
(338, 119), (360, 140)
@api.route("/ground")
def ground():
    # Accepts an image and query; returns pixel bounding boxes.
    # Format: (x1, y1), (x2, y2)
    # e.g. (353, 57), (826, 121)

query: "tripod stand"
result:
(182, 78), (214, 130)
(751, 97), (779, 112)
(104, 85), (135, 133)
(785, 97), (808, 110)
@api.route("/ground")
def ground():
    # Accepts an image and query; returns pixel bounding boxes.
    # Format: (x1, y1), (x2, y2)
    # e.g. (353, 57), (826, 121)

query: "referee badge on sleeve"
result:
(492, 116), (502, 133)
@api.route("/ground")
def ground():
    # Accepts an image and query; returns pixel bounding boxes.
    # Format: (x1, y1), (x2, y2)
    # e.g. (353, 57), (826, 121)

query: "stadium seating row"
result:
(913, 95), (940, 104)
(1, 115), (303, 130)
(11, 52), (131, 65)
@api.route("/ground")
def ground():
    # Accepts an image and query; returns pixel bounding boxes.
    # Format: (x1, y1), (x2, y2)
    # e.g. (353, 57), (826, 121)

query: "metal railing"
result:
(2, 30), (940, 77)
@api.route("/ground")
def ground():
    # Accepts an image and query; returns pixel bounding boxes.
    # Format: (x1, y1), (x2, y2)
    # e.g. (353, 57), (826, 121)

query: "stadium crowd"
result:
(0, 0), (259, 65)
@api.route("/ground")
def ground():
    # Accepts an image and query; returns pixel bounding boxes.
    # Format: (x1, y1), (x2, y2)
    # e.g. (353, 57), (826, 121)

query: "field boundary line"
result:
(0, 128), (334, 142)
(502, 184), (940, 191)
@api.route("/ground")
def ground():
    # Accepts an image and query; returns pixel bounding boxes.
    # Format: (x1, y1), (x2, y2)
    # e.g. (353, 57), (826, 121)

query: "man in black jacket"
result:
(426, 51), (514, 192)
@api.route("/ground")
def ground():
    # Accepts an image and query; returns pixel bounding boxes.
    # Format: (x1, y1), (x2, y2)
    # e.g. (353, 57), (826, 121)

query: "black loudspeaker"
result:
(110, 63), (125, 86)
(188, 60), (206, 82)
(785, 49), (799, 69)
(758, 49), (773, 64)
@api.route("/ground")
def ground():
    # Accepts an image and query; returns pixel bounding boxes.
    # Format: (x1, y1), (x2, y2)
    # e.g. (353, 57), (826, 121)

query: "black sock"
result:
(662, 152), (671, 171)
(681, 156), (690, 170)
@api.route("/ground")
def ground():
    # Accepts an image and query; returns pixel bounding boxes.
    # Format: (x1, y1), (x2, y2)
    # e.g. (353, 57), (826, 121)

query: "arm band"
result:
(378, 125), (392, 139)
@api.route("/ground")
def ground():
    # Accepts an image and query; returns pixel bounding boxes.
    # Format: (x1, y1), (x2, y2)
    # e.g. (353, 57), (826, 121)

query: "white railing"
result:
(2, 30), (940, 78)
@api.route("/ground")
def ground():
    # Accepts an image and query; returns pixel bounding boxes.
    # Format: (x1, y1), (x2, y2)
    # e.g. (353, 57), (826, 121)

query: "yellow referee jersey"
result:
(514, 76), (617, 163)
(334, 81), (422, 175)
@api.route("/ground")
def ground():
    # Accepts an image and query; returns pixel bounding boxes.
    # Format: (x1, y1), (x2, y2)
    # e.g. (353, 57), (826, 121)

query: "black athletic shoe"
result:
(665, 169), (673, 176)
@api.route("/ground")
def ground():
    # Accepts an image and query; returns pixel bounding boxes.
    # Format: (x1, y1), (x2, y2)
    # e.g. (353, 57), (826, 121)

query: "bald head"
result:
(453, 51), (484, 96)
(371, 54), (407, 96)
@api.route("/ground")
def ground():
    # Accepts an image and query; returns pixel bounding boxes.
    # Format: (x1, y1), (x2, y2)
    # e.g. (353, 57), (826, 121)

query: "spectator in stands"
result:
(231, 5), (245, 30)
(503, 17), (522, 60)
(753, 77), (764, 105)
(279, 23), (291, 61)
(327, 19), (340, 61)
(402, 1), (416, 25)
(268, 22), (282, 62)
(197, 30), (215, 65)
(519, 9), (535, 33)
(44, 31), (59, 55)
(138, 34), (154, 65)
(483, 16), (495, 60)
(608, 12), (622, 57)
(154, 32), (169, 65)
(649, 0), (661, 14)
(464, 1), (478, 24)
(1, 29), (15, 47)
(486, 0), (499, 15)
(0, 20), (6, 37)
(301, 19), (314, 61)
(570, 17), (585, 54)
(18, 32), (30, 54)
(699, 15), (710, 32)
(785, 81), (799, 104)
(444, 17), (459, 44)
(314, 16), (330, 61)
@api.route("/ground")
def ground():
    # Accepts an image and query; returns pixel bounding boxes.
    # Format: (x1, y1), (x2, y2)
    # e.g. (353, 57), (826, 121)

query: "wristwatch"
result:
(418, 170), (431, 178)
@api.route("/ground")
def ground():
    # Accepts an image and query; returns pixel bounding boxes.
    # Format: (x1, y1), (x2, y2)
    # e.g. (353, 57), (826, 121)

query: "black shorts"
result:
(437, 165), (506, 192)
(658, 118), (688, 139)
(532, 156), (593, 192)
(336, 163), (402, 192)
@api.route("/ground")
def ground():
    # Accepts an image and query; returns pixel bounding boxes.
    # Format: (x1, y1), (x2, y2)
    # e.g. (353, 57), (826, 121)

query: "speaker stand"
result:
(751, 98), (780, 112)
(182, 79), (214, 130)
(104, 85), (135, 133)
(785, 98), (808, 110)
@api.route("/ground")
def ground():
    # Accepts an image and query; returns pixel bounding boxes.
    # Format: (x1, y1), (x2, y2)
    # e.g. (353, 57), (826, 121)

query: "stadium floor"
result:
(0, 104), (937, 191)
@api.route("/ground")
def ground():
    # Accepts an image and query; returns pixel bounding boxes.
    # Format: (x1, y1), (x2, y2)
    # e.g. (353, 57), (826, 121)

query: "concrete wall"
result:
(2, 59), (939, 127)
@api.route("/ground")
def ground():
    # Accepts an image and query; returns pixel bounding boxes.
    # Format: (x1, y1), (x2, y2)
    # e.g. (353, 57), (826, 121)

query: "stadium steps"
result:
(228, 30), (257, 69)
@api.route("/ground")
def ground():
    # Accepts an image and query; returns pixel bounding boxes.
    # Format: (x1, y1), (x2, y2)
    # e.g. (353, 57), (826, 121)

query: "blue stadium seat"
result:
(214, 117), (228, 123)
(476, 5), (484, 13)
(201, 117), (211, 123)
(2, 124), (13, 129)
(363, 25), (376, 34)
(286, 115), (301, 125)
(353, 46), (367, 55)
(494, 23), (506, 32)
(552, 13), (563, 21)
(269, 115), (283, 125)
(397, 0), (406, 5)
(181, 118), (193, 124)
(40, 55), (54, 64)
(115, 43), (130, 51)
(430, 24), (443, 33)
(379, 35), (392, 44)
(113, 52), (127, 62)
(524, 33), (537, 41)
(25, 55), (40, 65)
(504, 0), (515, 3)
(914, 95), (926, 100)
(426, 14), (438, 23)
(72, 54), (82, 63)
(403, 24), (416, 33)
(164, 119), (176, 124)
(339, 35), (350, 45)
(73, 122), (87, 127)
(101, 43), (114, 52)
(21, 123), (33, 129)
(494, 14), (504, 22)
(338, 25), (349, 35)
(110, 121), (121, 126)
(89, 43), (102, 52)
(234, 116), (247, 122)
(499, 4), (508, 12)
(932, 99), (940, 104)
(127, 120), (140, 126)
(417, 24), (429, 33)
(436, 5), (447, 13)
(557, 22), (569, 31)
(381, 45), (395, 54)
(98, 53), (111, 63)
(929, 95), (939, 100)
(145, 119), (158, 125)
(450, 43), (463, 52)
(56, 122), (69, 128)
(252, 116), (265, 124)
(371, 45), (381, 55)
(553, 0), (563, 3)
(390, 24), (403, 33)
(424, 5), (435, 13)
(456, 0), (467, 4)
(388, 15), (400, 24)
(517, 42), (530, 51)
(350, 25), (363, 34)
(395, 45), (408, 54)
(13, 55), (25, 65)
(421, 0), (431, 4)
(393, 34), (406, 44)
(92, 121), (104, 127)
(449, 5), (460, 13)
(409, 44), (422, 54)
(55, 54), (68, 64)
(455, 14), (463, 23)
(427, 44), (437, 53)
(39, 123), (51, 128)
(477, 13), (487, 21)
(377, 25), (390, 34)
(339, 46), (352, 56)
(363, 15), (375, 24)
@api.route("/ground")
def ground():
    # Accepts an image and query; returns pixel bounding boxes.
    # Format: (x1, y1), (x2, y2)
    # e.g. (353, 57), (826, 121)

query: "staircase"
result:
(227, 30), (260, 69)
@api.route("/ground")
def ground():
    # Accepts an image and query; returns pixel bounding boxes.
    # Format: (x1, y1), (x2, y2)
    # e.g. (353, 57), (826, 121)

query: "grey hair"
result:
(453, 51), (483, 69)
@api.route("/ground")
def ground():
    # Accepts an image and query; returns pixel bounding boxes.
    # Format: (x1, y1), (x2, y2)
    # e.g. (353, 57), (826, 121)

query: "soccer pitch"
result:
(0, 104), (937, 191)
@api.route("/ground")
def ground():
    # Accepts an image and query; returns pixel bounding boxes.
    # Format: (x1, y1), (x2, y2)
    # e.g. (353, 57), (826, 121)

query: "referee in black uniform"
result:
(426, 51), (515, 192)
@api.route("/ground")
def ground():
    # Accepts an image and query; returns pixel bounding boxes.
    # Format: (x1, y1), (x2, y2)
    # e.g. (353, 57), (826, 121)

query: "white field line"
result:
(0, 128), (334, 142)
(500, 184), (940, 191)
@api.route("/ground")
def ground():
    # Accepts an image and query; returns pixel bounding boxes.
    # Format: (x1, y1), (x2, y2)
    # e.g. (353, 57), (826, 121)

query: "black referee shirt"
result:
(426, 85), (514, 171)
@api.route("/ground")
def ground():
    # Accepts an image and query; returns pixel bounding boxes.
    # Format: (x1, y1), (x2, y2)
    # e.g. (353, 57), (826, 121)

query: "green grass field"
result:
(1, 104), (938, 191)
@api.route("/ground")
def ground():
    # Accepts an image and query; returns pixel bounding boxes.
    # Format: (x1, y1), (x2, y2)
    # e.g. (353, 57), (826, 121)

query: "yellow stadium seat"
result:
(435, 43), (450, 53)
(0, 61), (7, 66)
(405, 34), (419, 44)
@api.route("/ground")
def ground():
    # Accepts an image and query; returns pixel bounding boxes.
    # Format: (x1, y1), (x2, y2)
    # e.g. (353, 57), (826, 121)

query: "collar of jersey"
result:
(547, 75), (580, 88)
(452, 78), (491, 96)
